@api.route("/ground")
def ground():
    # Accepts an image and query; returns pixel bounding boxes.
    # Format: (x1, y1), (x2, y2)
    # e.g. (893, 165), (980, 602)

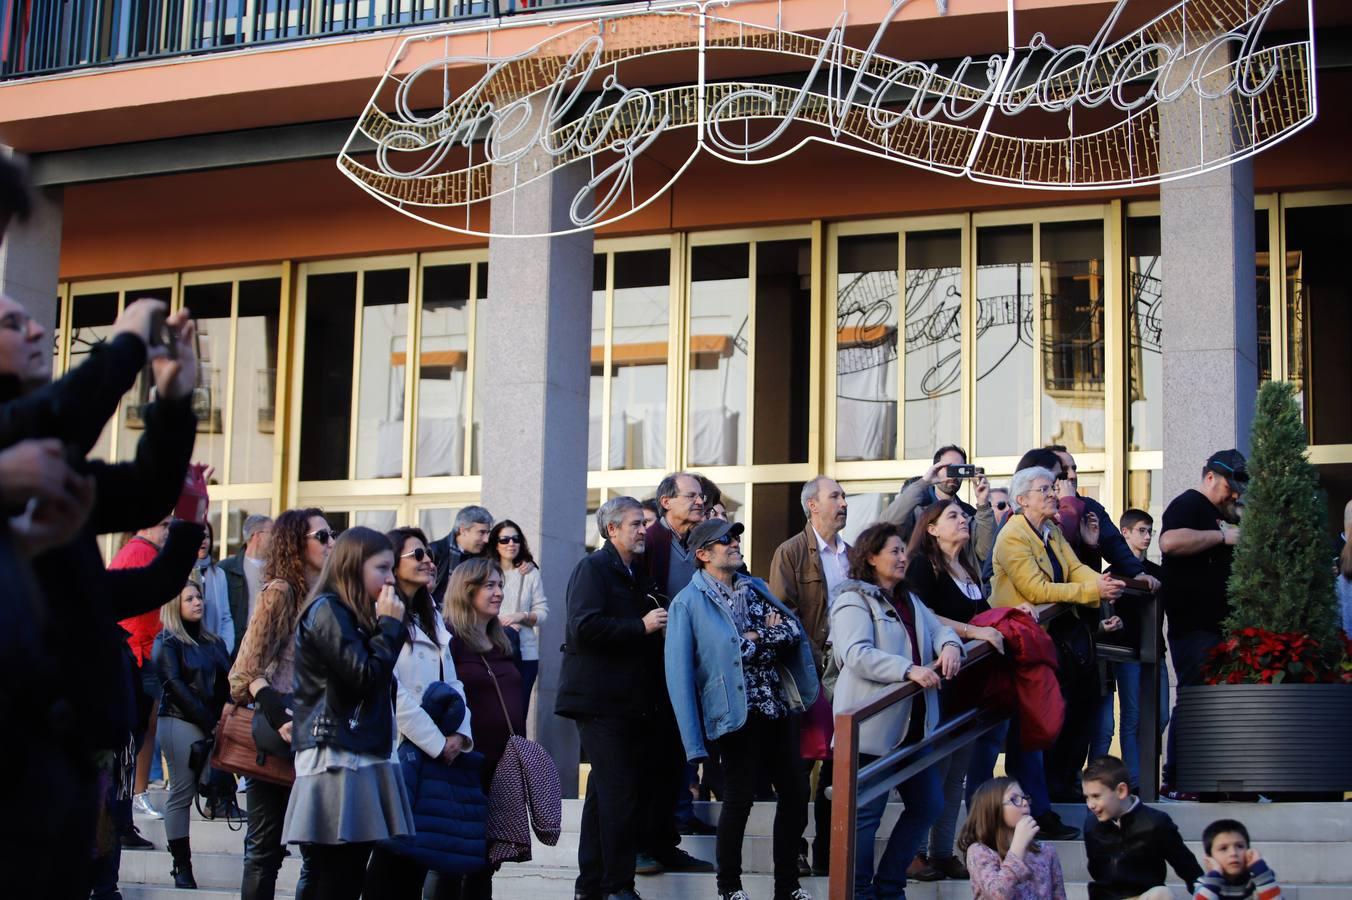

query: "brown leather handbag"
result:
(210, 703), (295, 787)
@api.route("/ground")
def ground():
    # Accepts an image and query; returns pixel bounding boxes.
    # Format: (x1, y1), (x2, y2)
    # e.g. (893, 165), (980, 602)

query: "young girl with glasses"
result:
(957, 777), (1067, 899)
(488, 519), (548, 717)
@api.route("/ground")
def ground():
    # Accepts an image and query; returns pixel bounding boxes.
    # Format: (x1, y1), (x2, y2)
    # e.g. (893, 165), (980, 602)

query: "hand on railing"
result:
(905, 664), (940, 690)
(937, 643), (962, 680)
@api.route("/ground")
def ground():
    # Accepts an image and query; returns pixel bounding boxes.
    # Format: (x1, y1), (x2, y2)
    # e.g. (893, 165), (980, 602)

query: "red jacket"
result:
(114, 536), (163, 667)
(969, 607), (1064, 751)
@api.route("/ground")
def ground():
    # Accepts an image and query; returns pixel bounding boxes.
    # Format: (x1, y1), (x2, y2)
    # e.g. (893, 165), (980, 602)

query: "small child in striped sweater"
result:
(1194, 819), (1283, 900)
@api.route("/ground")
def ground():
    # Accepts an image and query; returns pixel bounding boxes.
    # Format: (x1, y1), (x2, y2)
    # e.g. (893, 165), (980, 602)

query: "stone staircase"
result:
(123, 791), (1352, 898)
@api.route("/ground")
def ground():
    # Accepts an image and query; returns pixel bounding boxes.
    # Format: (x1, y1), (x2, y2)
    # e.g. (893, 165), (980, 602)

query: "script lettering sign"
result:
(339, 0), (1315, 237)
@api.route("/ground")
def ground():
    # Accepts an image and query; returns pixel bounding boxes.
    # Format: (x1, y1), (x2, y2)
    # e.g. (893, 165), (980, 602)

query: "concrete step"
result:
(122, 848), (299, 892)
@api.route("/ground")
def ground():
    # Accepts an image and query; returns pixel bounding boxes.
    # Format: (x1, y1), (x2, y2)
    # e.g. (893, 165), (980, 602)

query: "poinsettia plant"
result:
(1202, 382), (1346, 686)
(1204, 628), (1352, 685)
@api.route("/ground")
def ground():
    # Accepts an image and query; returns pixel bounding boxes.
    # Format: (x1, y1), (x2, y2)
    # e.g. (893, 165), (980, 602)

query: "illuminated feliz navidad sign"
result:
(338, 0), (1316, 237)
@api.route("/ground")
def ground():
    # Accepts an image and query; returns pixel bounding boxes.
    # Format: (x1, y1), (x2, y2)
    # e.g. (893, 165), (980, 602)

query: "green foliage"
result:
(1224, 381), (1340, 662)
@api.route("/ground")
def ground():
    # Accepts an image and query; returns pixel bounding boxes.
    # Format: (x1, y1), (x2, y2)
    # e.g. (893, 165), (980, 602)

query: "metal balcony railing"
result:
(0, 0), (610, 79)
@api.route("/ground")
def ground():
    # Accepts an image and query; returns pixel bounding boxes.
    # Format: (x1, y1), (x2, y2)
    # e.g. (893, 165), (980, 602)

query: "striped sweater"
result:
(1193, 858), (1283, 900)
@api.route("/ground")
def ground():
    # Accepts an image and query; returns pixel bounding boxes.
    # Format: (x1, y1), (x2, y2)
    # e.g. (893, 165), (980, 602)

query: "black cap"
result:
(688, 519), (745, 552)
(1205, 449), (1249, 492)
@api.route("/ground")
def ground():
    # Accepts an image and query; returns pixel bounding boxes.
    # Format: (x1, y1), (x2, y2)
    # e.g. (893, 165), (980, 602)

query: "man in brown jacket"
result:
(768, 476), (850, 876)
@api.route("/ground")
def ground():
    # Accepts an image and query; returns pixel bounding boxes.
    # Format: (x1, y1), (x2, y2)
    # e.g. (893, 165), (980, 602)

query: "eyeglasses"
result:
(497, 534), (523, 545)
(1003, 793), (1031, 808)
(995, 501), (1008, 511)
(676, 491), (706, 504)
(307, 529), (335, 545)
(1028, 485), (1055, 496)
(401, 547), (430, 562)
(1133, 527), (1154, 536)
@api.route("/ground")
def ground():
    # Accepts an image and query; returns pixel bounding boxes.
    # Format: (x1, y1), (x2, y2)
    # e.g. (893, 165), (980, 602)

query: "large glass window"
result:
(232, 280), (283, 484)
(836, 234), (898, 462)
(299, 272), (357, 481)
(610, 249), (670, 470)
(753, 239), (812, 465)
(688, 244), (749, 467)
(355, 268), (411, 479)
(976, 226), (1034, 457)
(1284, 204), (1352, 445)
(183, 282), (233, 478)
(469, 265), (489, 474)
(903, 230), (962, 459)
(1127, 218), (1162, 453)
(67, 291), (120, 462)
(1040, 220), (1106, 452)
(416, 264), (471, 477)
(588, 256), (608, 472)
(1256, 209), (1272, 382)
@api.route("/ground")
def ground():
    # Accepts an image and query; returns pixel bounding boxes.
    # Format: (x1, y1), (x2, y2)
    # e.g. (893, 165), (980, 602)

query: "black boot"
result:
(168, 836), (197, 889)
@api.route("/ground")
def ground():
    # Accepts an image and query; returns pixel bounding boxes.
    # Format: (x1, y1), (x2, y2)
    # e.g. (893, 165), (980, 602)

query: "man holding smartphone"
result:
(882, 444), (996, 569)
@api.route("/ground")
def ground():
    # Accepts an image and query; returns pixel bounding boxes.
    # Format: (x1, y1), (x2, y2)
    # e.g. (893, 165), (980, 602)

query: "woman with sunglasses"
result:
(228, 507), (332, 900)
(364, 526), (475, 899)
(489, 519), (549, 716)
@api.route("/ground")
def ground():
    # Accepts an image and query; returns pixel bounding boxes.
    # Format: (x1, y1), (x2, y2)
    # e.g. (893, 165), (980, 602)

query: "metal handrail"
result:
(827, 583), (1162, 899)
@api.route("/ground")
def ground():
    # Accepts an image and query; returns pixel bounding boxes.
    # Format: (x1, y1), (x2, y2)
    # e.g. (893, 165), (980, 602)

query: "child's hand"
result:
(1245, 848), (1262, 867)
(1204, 856), (1219, 873)
(1010, 814), (1039, 858)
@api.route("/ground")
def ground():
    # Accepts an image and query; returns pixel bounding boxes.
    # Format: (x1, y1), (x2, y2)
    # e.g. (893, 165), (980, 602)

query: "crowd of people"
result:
(0, 155), (1327, 900)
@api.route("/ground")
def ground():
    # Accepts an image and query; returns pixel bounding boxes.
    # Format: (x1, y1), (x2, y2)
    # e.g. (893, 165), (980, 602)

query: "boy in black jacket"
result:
(1082, 756), (1204, 900)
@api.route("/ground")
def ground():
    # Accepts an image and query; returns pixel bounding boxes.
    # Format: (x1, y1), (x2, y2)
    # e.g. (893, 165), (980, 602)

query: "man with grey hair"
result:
(430, 504), (493, 607)
(767, 474), (848, 876)
(219, 513), (273, 649)
(558, 496), (677, 900)
(644, 471), (706, 601)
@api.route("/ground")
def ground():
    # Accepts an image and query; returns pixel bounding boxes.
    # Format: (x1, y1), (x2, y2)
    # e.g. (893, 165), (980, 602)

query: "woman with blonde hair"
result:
(156, 579), (232, 888)
(441, 557), (525, 899)
(283, 526), (411, 900)
(229, 507), (332, 900)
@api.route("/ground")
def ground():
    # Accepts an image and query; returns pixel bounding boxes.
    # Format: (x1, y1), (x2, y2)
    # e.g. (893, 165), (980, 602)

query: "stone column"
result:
(0, 177), (63, 360)
(1159, 43), (1258, 506)
(479, 152), (593, 797)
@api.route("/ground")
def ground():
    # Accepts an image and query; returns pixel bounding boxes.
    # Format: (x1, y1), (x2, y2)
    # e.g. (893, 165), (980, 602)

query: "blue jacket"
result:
(383, 682), (488, 874)
(665, 573), (820, 762)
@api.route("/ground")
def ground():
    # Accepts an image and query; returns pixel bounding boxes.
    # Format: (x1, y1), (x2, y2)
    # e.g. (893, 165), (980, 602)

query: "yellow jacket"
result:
(989, 513), (1101, 610)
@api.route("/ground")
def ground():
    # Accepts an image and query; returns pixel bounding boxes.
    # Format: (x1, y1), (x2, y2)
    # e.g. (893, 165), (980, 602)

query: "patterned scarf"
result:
(696, 570), (755, 633)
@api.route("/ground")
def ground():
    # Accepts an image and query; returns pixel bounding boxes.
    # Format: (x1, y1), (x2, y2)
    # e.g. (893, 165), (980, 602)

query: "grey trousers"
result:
(160, 716), (206, 841)
(928, 741), (974, 860)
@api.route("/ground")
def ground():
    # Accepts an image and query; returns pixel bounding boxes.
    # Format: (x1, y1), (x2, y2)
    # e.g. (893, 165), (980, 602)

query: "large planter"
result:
(1174, 683), (1352, 793)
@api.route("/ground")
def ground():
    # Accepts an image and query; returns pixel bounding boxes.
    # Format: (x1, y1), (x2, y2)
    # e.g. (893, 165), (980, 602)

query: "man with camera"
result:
(882, 444), (995, 570)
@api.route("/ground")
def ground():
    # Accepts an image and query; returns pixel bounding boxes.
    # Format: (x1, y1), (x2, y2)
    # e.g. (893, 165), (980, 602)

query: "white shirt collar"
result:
(812, 527), (847, 556)
(1112, 795), (1142, 826)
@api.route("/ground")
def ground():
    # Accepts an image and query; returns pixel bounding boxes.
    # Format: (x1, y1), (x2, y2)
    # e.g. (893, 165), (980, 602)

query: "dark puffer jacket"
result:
(384, 681), (489, 875)
(157, 625), (232, 734)
(291, 594), (406, 757)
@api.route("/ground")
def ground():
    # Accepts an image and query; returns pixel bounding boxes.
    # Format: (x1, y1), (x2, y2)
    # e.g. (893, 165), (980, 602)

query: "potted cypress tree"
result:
(1173, 381), (1352, 794)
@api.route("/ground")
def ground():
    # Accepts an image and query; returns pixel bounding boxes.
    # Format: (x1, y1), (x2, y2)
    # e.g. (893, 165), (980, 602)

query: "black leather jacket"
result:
(157, 626), (231, 734)
(292, 594), (406, 756)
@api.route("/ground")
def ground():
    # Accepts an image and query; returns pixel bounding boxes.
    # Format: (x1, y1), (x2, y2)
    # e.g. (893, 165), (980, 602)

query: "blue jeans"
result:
(965, 720), (1007, 807)
(1164, 630), (1220, 786)
(1090, 662), (1171, 788)
(1002, 717), (1051, 818)
(854, 754), (944, 899)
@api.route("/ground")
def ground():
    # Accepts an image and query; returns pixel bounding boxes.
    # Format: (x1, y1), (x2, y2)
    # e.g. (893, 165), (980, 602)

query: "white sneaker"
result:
(718, 892), (751, 900)
(132, 792), (163, 820)
(784, 890), (813, 900)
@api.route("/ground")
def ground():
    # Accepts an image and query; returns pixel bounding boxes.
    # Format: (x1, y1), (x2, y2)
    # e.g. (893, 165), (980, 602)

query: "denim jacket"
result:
(665, 572), (819, 762)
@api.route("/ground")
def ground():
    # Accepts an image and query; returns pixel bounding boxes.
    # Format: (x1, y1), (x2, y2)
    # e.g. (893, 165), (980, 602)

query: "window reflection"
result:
(184, 282), (232, 479)
(976, 226), (1033, 457)
(231, 279), (282, 484)
(688, 245), (747, 467)
(1127, 218), (1162, 453)
(753, 240), (811, 465)
(1040, 220), (1106, 453)
(355, 268), (410, 479)
(1256, 210), (1272, 382)
(836, 235), (898, 462)
(611, 249), (670, 470)
(416, 265), (471, 477)
(300, 272), (356, 481)
(1285, 204), (1352, 444)
(588, 255), (607, 472)
(69, 292), (119, 462)
(904, 231), (962, 459)
(470, 265), (489, 474)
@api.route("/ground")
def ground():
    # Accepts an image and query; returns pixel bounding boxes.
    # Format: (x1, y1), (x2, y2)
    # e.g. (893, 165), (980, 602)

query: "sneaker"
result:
(796, 850), (812, 877)
(1033, 811), (1080, 842)
(120, 825), (153, 850)
(718, 892), (751, 900)
(776, 889), (813, 900)
(929, 854), (970, 880)
(132, 792), (163, 820)
(635, 853), (663, 876)
(653, 848), (714, 872)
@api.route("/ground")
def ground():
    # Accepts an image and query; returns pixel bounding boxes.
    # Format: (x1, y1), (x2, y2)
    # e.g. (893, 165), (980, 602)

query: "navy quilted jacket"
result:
(383, 682), (489, 874)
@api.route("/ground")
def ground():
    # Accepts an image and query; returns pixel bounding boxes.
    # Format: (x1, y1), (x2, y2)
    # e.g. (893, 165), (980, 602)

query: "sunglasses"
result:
(401, 547), (430, 562)
(307, 529), (336, 545)
(497, 534), (523, 545)
(700, 533), (739, 549)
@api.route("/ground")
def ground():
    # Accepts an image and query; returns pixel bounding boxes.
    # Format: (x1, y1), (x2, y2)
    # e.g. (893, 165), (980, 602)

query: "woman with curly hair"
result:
(228, 507), (333, 900)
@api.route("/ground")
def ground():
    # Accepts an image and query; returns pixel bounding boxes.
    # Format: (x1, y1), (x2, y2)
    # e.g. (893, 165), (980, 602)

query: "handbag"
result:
(798, 690), (834, 761)
(209, 702), (295, 787)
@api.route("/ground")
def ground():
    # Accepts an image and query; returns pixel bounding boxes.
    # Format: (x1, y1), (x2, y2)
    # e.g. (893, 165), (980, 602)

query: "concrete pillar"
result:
(0, 177), (63, 365)
(479, 154), (593, 797)
(1159, 43), (1258, 506)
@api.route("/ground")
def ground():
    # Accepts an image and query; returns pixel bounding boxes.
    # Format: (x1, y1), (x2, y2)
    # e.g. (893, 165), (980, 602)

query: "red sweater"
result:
(114, 537), (164, 667)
